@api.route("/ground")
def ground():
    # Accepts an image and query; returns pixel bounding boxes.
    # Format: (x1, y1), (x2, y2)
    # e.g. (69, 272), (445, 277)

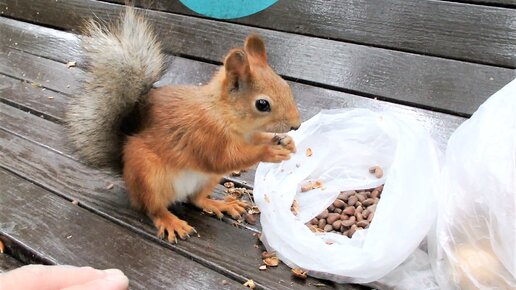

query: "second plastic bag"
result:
(254, 109), (441, 284)
(429, 79), (516, 289)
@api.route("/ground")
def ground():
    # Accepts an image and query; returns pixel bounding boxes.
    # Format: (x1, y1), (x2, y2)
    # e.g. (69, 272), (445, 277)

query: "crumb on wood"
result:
(0, 239), (4, 253)
(248, 206), (260, 215)
(66, 61), (76, 68)
(71, 200), (79, 205)
(106, 183), (114, 190)
(244, 213), (257, 225)
(223, 181), (234, 188)
(243, 279), (256, 289)
(291, 268), (307, 279)
(259, 265), (267, 271)
(263, 256), (279, 267)
(261, 251), (276, 259)
(305, 147), (313, 157)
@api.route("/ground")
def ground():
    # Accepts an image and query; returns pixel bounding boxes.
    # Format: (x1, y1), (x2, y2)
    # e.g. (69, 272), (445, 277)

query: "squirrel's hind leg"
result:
(151, 209), (196, 243)
(190, 177), (250, 220)
(123, 137), (195, 243)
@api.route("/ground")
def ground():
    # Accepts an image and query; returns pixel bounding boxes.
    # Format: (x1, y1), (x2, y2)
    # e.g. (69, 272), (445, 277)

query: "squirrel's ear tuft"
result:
(224, 48), (251, 91)
(244, 34), (267, 65)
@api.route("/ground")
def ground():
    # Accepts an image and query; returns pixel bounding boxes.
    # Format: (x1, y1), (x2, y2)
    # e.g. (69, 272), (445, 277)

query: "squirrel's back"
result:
(67, 8), (165, 167)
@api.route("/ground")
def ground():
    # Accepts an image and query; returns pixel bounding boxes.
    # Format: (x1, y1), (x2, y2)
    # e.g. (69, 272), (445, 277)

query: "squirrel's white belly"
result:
(172, 170), (211, 202)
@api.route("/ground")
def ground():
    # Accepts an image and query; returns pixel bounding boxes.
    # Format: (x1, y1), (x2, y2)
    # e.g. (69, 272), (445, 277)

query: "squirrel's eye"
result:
(255, 99), (271, 112)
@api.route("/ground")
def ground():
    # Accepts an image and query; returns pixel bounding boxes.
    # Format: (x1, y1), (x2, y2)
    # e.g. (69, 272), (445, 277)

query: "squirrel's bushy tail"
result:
(67, 8), (165, 167)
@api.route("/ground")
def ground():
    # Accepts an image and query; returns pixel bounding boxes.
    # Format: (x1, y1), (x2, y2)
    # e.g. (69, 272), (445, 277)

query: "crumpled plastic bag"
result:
(254, 108), (441, 284)
(429, 78), (516, 290)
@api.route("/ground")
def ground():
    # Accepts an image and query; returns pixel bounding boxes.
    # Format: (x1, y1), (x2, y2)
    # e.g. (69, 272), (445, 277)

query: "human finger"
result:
(60, 269), (128, 290)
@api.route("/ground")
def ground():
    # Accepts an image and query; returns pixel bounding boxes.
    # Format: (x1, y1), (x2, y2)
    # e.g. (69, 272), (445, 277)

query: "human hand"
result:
(0, 264), (128, 290)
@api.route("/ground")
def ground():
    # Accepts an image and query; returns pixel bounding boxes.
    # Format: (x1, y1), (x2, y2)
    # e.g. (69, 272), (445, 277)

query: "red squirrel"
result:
(67, 8), (301, 243)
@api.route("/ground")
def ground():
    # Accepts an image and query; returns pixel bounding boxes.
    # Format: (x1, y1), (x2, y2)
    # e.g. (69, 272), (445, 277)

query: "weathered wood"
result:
(0, 27), (466, 185)
(0, 103), (75, 157)
(0, 2), (513, 116)
(0, 107), (363, 290)
(0, 169), (243, 289)
(445, 0), (516, 8)
(0, 48), (79, 96)
(0, 254), (23, 273)
(0, 75), (67, 124)
(0, 16), (466, 146)
(0, 46), (465, 151)
(0, 1), (491, 288)
(104, 0), (516, 68)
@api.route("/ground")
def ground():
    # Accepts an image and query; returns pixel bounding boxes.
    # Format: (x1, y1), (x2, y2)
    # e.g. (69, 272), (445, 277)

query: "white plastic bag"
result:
(254, 109), (441, 284)
(429, 79), (516, 289)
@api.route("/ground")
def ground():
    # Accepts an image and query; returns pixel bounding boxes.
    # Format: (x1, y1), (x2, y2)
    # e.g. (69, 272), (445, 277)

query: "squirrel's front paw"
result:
(262, 144), (292, 163)
(272, 134), (296, 153)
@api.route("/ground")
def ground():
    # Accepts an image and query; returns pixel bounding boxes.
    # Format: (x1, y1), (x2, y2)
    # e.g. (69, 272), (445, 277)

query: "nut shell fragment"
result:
(291, 199), (299, 215)
(243, 279), (256, 289)
(369, 166), (384, 178)
(291, 268), (307, 279)
(263, 256), (279, 267)
(223, 181), (235, 188)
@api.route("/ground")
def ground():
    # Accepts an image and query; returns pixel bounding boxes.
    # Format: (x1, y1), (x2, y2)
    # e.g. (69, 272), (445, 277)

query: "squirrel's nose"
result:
(290, 125), (300, 131)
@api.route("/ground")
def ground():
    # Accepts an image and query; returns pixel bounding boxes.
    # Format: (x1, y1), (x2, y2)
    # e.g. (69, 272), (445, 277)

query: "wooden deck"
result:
(0, 0), (514, 289)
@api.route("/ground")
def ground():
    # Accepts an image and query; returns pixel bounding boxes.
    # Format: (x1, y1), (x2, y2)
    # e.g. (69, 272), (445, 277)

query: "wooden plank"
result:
(0, 16), (466, 147)
(0, 48), (465, 153)
(0, 107), (363, 290)
(104, 0), (516, 68)
(0, 2), (513, 116)
(0, 46), (79, 96)
(444, 1), (516, 8)
(0, 17), (466, 184)
(0, 254), (23, 273)
(0, 74), (68, 123)
(0, 29), (466, 185)
(0, 169), (243, 289)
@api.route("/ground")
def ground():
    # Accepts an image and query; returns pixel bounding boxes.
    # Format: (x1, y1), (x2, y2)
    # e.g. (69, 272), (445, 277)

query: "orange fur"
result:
(123, 35), (300, 242)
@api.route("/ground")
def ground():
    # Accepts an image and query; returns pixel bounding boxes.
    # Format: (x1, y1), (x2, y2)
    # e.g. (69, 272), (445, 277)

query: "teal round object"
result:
(179, 0), (277, 19)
